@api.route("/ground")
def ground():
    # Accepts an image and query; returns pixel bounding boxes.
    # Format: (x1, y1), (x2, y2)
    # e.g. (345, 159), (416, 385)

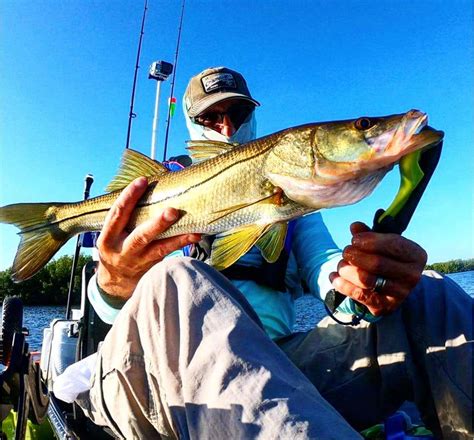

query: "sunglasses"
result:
(194, 104), (254, 129)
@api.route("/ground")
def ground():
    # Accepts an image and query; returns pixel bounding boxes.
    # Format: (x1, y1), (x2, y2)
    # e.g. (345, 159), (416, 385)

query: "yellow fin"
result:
(186, 140), (238, 162)
(210, 224), (271, 271)
(0, 203), (70, 281)
(256, 222), (288, 263)
(106, 149), (169, 192)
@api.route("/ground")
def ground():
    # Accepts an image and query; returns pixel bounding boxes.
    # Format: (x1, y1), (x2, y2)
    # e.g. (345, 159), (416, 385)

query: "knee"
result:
(124, 258), (210, 320)
(407, 270), (471, 316)
(421, 269), (444, 280)
(138, 257), (255, 315)
(143, 256), (206, 281)
(416, 271), (467, 298)
(145, 256), (229, 287)
(137, 257), (236, 305)
(138, 257), (208, 297)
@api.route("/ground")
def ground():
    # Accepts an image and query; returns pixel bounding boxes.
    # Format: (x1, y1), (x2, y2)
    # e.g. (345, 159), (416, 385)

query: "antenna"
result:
(125, 0), (149, 149)
(163, 0), (186, 161)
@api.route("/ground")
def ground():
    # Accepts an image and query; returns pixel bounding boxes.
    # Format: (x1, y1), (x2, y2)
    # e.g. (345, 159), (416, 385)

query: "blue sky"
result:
(0, 0), (472, 270)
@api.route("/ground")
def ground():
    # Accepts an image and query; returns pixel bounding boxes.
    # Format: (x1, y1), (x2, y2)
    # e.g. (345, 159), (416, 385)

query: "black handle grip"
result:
(373, 141), (442, 234)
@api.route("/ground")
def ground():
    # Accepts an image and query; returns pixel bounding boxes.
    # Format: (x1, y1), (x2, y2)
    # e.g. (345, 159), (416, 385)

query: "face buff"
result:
(184, 99), (257, 144)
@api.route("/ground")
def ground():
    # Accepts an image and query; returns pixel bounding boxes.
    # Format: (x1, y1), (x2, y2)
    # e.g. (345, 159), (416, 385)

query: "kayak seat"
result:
(77, 260), (112, 360)
(44, 260), (115, 439)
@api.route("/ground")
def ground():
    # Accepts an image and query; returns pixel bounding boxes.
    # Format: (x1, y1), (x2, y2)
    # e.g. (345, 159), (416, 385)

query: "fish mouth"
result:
(398, 110), (444, 156)
(368, 110), (428, 155)
(396, 109), (428, 141)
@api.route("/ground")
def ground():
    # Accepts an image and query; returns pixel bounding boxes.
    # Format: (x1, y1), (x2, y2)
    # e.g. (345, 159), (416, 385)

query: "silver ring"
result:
(373, 276), (387, 293)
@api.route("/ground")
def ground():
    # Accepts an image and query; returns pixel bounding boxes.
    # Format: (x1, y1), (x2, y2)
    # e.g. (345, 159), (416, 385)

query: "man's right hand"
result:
(96, 176), (201, 300)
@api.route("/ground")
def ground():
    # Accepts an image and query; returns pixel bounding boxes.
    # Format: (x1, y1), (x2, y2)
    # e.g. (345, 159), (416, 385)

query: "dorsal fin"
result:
(186, 140), (238, 163)
(106, 149), (169, 192)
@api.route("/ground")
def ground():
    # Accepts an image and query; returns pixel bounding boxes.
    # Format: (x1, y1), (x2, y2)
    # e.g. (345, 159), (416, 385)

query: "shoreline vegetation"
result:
(425, 258), (474, 275)
(0, 255), (473, 305)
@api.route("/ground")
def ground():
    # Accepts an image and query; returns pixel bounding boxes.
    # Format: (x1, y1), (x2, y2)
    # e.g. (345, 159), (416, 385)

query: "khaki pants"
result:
(79, 259), (473, 439)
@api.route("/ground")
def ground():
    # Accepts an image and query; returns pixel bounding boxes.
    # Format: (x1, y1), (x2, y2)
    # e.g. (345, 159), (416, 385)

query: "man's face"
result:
(193, 99), (255, 137)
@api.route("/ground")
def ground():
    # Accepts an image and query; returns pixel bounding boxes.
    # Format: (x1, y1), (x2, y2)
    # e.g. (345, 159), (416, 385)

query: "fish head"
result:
(314, 109), (443, 176)
(266, 110), (444, 209)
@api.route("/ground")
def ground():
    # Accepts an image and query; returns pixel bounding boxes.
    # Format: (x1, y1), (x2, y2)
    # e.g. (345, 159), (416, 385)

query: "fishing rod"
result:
(163, 0), (186, 161)
(125, 0), (149, 149)
(65, 174), (94, 320)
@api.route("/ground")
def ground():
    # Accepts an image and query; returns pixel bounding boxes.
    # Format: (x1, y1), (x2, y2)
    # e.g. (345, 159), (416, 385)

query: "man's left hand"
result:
(329, 222), (427, 316)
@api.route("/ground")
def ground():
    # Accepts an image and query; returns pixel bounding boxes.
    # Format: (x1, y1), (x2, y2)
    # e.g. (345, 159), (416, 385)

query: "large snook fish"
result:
(0, 110), (443, 281)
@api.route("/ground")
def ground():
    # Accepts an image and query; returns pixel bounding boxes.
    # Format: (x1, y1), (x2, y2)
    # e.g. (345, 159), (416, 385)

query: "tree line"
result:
(0, 255), (92, 305)
(0, 255), (472, 305)
(425, 258), (474, 275)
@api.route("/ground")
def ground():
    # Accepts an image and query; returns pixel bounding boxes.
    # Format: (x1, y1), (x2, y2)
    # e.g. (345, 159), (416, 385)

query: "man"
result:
(81, 67), (473, 439)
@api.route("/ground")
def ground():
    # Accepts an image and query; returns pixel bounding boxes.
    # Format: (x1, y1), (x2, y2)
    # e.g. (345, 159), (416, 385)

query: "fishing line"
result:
(125, 0), (149, 149)
(163, 0), (186, 161)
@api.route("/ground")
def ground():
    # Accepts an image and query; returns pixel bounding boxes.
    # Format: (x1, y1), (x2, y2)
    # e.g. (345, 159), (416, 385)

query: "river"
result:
(2, 271), (473, 351)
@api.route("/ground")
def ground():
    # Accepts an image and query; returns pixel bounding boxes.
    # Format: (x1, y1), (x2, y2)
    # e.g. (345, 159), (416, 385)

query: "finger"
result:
(100, 177), (149, 247)
(350, 233), (427, 264)
(337, 260), (379, 290)
(329, 272), (397, 316)
(123, 207), (181, 253)
(350, 221), (371, 235)
(337, 260), (406, 298)
(342, 245), (423, 286)
(144, 233), (202, 262)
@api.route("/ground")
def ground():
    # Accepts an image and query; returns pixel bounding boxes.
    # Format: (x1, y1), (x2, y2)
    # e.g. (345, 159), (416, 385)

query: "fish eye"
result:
(354, 117), (374, 131)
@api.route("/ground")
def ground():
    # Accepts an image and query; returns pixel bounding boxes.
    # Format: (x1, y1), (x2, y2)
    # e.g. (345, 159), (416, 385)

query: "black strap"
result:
(190, 235), (291, 292)
(221, 249), (289, 292)
(323, 289), (367, 325)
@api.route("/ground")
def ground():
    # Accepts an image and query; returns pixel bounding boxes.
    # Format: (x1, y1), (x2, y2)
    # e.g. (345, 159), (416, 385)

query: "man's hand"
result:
(329, 222), (427, 316)
(96, 176), (201, 300)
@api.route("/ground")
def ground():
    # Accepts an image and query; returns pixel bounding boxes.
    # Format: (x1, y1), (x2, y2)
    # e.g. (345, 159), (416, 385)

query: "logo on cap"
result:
(201, 73), (237, 94)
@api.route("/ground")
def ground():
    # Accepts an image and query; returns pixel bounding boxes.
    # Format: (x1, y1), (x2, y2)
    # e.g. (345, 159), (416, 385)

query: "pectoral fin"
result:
(210, 224), (272, 271)
(256, 222), (288, 263)
(106, 149), (169, 192)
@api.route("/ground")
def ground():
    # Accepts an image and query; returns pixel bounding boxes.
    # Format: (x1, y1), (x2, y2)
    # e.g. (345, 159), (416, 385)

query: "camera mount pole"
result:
(148, 61), (173, 159)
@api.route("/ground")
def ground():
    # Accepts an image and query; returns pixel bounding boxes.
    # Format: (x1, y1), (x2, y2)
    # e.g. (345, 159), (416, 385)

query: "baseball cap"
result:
(184, 67), (260, 118)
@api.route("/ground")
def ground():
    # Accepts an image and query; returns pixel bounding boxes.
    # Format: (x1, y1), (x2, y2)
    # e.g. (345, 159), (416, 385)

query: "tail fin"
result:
(0, 203), (70, 281)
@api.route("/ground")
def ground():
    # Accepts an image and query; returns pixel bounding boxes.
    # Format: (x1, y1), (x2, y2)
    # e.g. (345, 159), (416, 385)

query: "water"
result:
(23, 305), (66, 351)
(294, 270), (473, 332)
(1, 271), (473, 351)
